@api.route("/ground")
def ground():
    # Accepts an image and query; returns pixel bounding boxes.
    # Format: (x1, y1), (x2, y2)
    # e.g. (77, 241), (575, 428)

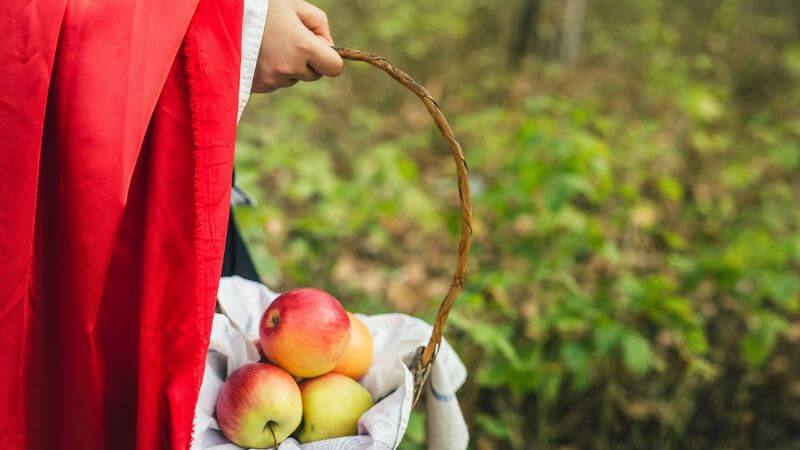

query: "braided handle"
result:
(335, 48), (473, 405)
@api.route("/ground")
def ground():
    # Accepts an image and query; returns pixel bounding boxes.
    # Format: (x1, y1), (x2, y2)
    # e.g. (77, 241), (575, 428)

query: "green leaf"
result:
(451, 317), (522, 367)
(595, 323), (623, 354)
(657, 176), (683, 202)
(540, 372), (563, 402)
(622, 333), (653, 375)
(684, 328), (709, 354)
(475, 414), (512, 439)
(683, 87), (723, 122)
(561, 342), (592, 390)
(742, 314), (789, 368)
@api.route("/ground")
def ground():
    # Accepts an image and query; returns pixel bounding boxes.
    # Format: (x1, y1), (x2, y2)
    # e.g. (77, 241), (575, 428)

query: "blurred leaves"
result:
(234, 0), (800, 448)
(622, 333), (654, 375)
(742, 313), (790, 368)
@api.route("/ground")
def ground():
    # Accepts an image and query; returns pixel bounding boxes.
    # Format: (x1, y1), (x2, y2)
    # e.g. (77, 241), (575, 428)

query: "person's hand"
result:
(253, 0), (343, 93)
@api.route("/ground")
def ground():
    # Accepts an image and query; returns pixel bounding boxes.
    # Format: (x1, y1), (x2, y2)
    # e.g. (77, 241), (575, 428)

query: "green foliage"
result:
(235, 0), (800, 448)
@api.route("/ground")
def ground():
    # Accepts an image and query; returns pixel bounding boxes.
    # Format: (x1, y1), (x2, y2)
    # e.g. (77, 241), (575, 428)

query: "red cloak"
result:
(0, 0), (243, 448)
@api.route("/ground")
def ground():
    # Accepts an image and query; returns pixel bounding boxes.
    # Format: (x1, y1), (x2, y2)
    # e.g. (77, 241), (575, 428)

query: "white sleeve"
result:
(238, 0), (269, 120)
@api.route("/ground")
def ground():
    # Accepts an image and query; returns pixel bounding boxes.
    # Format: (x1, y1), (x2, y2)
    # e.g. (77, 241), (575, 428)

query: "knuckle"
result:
(261, 72), (286, 88)
(275, 63), (295, 77)
(296, 38), (314, 55)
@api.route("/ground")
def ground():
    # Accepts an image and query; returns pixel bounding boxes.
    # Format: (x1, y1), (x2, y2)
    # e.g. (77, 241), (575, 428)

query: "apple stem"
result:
(264, 420), (278, 448)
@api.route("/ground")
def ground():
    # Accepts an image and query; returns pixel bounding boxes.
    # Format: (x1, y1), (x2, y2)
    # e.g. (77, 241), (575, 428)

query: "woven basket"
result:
(334, 48), (473, 407)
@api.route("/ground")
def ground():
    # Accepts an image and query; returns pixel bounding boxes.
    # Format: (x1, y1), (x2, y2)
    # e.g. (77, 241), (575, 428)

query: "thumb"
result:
(306, 34), (343, 77)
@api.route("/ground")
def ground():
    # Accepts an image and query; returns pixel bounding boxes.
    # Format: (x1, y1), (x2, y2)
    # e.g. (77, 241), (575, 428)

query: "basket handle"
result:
(335, 48), (473, 405)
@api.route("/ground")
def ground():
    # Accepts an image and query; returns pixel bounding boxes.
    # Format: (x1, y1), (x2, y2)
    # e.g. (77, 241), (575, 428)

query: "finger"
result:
(280, 79), (299, 89)
(295, 65), (322, 82)
(260, 78), (298, 93)
(296, 1), (334, 44)
(306, 34), (343, 77)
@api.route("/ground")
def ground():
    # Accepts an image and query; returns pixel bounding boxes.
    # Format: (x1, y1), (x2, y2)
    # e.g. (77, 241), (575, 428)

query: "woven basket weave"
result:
(335, 48), (473, 406)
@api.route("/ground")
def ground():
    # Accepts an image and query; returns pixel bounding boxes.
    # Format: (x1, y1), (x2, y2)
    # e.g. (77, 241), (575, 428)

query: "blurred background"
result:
(234, 0), (800, 448)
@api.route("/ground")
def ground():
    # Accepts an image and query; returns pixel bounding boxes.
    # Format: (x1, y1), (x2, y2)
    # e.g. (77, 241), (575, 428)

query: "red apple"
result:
(259, 288), (350, 377)
(252, 338), (268, 362)
(215, 363), (302, 448)
(331, 313), (374, 379)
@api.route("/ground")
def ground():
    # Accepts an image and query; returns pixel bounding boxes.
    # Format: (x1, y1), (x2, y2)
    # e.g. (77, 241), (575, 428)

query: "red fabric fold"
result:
(0, 0), (243, 448)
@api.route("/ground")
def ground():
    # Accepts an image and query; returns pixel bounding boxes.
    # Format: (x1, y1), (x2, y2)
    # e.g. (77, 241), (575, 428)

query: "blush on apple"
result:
(215, 363), (302, 448)
(331, 312), (374, 380)
(259, 288), (350, 378)
(297, 373), (374, 443)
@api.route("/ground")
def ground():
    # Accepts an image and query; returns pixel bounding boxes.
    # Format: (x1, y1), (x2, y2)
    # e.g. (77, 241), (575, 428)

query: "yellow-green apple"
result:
(259, 288), (350, 377)
(297, 373), (374, 442)
(331, 313), (374, 379)
(215, 363), (302, 448)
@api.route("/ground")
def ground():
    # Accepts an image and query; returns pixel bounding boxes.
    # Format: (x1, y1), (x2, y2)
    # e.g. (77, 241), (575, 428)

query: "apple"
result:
(297, 373), (374, 443)
(331, 313), (374, 379)
(215, 363), (302, 448)
(253, 339), (267, 362)
(259, 288), (350, 377)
